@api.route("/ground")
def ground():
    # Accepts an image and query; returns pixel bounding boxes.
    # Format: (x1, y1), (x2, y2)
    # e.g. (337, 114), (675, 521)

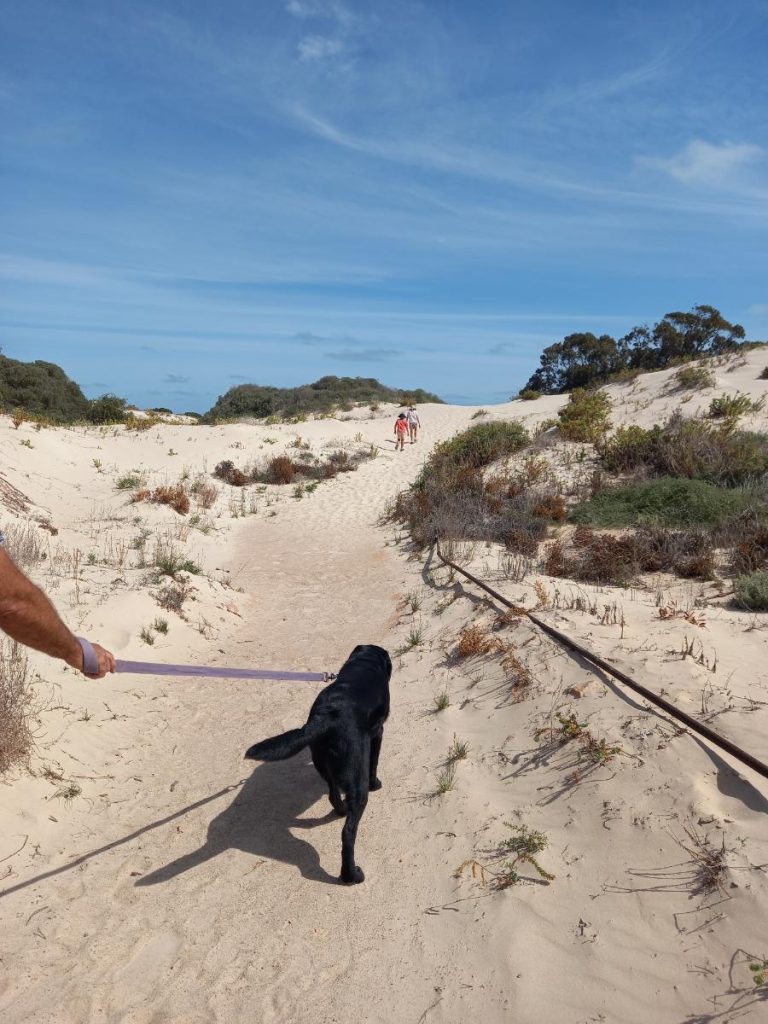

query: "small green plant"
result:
(167, 448), (178, 456)
(759, 367), (768, 381)
(434, 763), (456, 795)
(433, 690), (450, 713)
(153, 617), (169, 634)
(518, 389), (542, 401)
(87, 552), (97, 565)
(447, 735), (468, 762)
(471, 408), (489, 419)
(493, 823), (554, 886)
(92, 458), (103, 472)
(139, 626), (155, 645)
(116, 472), (144, 490)
(293, 483), (305, 500)
(578, 734), (622, 766)
(78, 708), (92, 722)
(749, 959), (768, 986)
(20, 438), (33, 448)
(397, 625), (424, 655)
(403, 591), (421, 613)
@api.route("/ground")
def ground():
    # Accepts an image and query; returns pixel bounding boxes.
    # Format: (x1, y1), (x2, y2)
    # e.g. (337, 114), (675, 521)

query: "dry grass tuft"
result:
(456, 624), (495, 659)
(151, 483), (190, 515)
(0, 638), (35, 773)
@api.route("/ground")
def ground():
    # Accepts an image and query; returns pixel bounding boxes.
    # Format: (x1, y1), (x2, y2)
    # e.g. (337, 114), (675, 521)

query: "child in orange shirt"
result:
(394, 412), (408, 451)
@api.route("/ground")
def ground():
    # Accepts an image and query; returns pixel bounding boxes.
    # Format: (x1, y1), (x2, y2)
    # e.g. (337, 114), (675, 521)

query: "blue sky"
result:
(1, 0), (767, 408)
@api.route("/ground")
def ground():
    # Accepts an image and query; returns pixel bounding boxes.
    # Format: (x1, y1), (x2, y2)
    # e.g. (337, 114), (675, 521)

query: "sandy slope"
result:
(1, 352), (768, 1024)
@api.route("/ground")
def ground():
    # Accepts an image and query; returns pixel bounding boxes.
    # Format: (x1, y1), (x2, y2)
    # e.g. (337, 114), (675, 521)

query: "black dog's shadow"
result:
(136, 758), (340, 888)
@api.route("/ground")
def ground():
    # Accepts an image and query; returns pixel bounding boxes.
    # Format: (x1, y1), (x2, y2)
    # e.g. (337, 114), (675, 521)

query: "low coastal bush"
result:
(734, 571), (768, 610)
(431, 420), (530, 471)
(87, 394), (127, 424)
(673, 364), (716, 391)
(557, 390), (611, 443)
(708, 393), (764, 420)
(600, 416), (768, 486)
(518, 389), (541, 401)
(570, 478), (746, 529)
(390, 421), (533, 547)
(546, 525), (716, 586)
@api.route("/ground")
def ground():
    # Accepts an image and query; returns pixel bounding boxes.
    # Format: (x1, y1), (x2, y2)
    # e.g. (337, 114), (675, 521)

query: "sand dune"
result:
(2, 353), (768, 1022)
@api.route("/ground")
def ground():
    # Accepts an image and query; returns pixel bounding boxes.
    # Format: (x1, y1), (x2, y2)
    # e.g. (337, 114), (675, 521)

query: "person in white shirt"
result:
(406, 406), (421, 444)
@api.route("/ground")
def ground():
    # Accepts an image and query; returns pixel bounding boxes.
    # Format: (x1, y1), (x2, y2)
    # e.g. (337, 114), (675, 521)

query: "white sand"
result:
(1, 351), (768, 1023)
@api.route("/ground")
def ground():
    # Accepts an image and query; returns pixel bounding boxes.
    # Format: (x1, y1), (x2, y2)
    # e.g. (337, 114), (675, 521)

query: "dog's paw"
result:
(341, 865), (365, 885)
(369, 778), (383, 791)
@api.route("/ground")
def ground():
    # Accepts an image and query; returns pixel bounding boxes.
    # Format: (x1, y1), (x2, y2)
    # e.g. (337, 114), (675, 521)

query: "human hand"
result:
(72, 637), (116, 678)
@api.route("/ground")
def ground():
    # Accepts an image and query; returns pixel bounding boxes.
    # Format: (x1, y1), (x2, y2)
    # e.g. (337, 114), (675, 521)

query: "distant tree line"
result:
(0, 355), (441, 424)
(202, 375), (443, 422)
(521, 305), (750, 395)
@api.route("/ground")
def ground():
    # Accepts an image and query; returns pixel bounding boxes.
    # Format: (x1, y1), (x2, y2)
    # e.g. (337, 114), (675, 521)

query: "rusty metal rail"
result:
(434, 541), (768, 783)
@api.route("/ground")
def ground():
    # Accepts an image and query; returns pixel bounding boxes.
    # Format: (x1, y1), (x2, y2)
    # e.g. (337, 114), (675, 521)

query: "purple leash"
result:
(76, 637), (329, 683)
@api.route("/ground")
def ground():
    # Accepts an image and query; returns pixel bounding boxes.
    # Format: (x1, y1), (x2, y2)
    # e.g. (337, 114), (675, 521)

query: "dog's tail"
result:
(244, 718), (329, 762)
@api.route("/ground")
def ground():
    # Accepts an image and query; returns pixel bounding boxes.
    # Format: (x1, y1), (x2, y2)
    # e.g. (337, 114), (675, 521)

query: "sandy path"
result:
(0, 434), (514, 1024)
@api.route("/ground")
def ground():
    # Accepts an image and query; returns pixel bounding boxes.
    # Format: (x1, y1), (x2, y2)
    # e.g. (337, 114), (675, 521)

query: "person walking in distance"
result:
(394, 412), (408, 452)
(406, 406), (421, 444)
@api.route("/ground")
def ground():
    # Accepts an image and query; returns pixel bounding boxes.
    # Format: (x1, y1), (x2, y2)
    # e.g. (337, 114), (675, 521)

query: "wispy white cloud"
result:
(642, 139), (764, 187)
(325, 347), (399, 362)
(298, 35), (346, 62)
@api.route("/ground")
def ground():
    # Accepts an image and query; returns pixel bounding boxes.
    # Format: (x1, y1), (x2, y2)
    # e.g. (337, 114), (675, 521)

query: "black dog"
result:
(244, 644), (391, 884)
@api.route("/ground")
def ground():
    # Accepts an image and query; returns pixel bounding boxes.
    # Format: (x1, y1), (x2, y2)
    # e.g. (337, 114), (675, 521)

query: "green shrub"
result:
(759, 367), (768, 380)
(601, 425), (660, 474)
(429, 420), (530, 473)
(518, 389), (541, 401)
(708, 393), (764, 420)
(600, 416), (768, 487)
(674, 365), (716, 390)
(557, 389), (611, 443)
(570, 477), (747, 528)
(87, 394), (128, 424)
(0, 354), (90, 421)
(734, 571), (768, 610)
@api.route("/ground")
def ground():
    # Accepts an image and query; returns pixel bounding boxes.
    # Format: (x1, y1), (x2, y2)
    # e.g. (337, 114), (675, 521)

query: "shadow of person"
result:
(135, 757), (340, 888)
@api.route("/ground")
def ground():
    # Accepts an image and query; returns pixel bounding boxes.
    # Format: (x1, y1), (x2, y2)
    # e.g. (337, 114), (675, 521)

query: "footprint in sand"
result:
(108, 929), (181, 1013)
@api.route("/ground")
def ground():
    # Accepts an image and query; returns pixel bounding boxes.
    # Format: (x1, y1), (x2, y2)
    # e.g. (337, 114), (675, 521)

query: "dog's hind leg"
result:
(311, 745), (346, 815)
(340, 784), (368, 885)
(369, 724), (384, 791)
